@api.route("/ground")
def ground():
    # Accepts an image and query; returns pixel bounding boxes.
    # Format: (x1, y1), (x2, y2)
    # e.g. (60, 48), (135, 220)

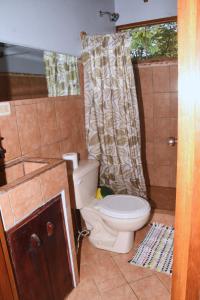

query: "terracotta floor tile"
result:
(67, 279), (100, 300)
(76, 226), (172, 299)
(130, 275), (170, 300)
(156, 272), (172, 292)
(80, 238), (110, 266)
(81, 255), (121, 285)
(97, 273), (126, 293)
(101, 284), (138, 300)
(113, 252), (153, 283)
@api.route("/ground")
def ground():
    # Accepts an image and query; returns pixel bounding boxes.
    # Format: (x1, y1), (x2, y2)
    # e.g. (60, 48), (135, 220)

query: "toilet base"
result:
(89, 231), (134, 253)
(81, 204), (150, 254)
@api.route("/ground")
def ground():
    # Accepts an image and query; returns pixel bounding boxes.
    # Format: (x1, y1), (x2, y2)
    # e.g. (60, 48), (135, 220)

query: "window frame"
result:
(116, 16), (177, 31)
(116, 16), (177, 63)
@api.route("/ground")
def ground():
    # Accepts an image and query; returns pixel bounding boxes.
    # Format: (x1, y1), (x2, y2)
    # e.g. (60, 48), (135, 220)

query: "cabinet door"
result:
(40, 197), (73, 300)
(7, 211), (53, 300)
(7, 195), (73, 300)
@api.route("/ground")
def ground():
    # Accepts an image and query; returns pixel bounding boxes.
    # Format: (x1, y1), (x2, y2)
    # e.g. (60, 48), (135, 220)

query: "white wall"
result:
(115, 0), (177, 26)
(0, 0), (115, 57)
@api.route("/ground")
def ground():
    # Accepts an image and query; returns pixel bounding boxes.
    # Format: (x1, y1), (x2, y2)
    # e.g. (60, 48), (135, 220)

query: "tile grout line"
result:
(154, 272), (171, 294)
(13, 103), (23, 159)
(92, 278), (103, 299)
(109, 254), (139, 299)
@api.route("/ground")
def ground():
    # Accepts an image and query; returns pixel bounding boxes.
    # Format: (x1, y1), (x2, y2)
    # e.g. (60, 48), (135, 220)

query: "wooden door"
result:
(172, 0), (200, 299)
(7, 196), (73, 300)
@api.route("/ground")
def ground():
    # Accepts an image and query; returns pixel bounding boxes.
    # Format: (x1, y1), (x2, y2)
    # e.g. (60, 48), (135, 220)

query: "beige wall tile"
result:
(16, 103), (41, 155)
(144, 118), (154, 143)
(145, 142), (154, 165)
(154, 142), (171, 166)
(138, 67), (153, 94)
(0, 193), (14, 230)
(9, 177), (44, 222)
(55, 100), (77, 140)
(5, 163), (24, 184)
(0, 66), (86, 163)
(170, 165), (177, 188)
(154, 165), (171, 187)
(154, 118), (171, 143)
(169, 64), (178, 92)
(149, 186), (176, 211)
(153, 65), (170, 93)
(23, 162), (47, 175)
(39, 163), (68, 202)
(40, 142), (61, 159)
(151, 210), (175, 226)
(60, 139), (75, 157)
(146, 164), (155, 186)
(141, 93), (154, 119)
(154, 93), (171, 118)
(137, 61), (178, 189)
(37, 100), (61, 146)
(0, 104), (21, 161)
(169, 118), (178, 137)
(170, 92), (178, 118)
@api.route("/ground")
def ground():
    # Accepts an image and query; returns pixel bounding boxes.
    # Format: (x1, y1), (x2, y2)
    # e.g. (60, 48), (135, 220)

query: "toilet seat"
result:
(94, 195), (150, 219)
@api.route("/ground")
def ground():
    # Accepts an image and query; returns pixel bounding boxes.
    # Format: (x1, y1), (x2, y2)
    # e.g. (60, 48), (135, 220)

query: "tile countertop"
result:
(0, 156), (79, 286)
(0, 157), (64, 193)
(0, 157), (70, 231)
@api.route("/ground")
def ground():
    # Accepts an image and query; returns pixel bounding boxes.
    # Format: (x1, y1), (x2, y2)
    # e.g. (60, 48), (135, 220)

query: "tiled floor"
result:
(67, 225), (172, 300)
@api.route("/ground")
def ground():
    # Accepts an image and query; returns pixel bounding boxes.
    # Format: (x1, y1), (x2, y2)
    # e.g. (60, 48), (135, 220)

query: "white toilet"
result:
(73, 159), (150, 253)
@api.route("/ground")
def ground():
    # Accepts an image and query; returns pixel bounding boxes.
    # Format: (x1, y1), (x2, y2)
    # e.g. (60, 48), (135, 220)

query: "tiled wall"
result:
(0, 65), (87, 163)
(0, 73), (47, 101)
(134, 60), (178, 210)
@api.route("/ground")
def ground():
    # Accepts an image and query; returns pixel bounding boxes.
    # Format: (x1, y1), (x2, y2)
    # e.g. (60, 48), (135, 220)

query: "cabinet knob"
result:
(30, 233), (41, 248)
(47, 222), (55, 237)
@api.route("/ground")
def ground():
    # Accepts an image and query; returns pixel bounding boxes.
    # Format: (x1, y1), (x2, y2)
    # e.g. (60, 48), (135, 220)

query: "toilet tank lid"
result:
(73, 159), (99, 181)
(94, 195), (151, 219)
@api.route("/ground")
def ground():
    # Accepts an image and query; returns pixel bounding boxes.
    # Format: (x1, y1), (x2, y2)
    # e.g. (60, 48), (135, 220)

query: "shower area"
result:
(134, 60), (177, 212)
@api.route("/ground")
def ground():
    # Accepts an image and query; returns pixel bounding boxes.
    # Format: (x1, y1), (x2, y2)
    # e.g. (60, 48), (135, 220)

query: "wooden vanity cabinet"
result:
(6, 195), (74, 300)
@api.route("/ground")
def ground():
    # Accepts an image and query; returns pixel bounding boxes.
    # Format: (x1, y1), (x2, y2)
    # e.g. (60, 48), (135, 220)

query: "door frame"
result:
(172, 0), (200, 299)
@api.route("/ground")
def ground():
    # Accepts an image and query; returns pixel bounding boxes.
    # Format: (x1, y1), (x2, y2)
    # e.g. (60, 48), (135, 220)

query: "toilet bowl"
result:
(72, 160), (151, 253)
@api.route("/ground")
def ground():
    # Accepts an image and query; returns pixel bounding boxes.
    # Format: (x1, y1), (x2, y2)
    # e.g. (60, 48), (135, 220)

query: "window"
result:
(117, 17), (177, 61)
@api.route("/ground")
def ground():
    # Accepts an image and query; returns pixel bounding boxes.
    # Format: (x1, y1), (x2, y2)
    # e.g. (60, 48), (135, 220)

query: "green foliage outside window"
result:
(126, 22), (177, 61)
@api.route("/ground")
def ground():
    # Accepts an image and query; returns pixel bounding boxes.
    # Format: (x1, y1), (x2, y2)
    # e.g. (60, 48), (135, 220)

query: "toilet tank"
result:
(73, 159), (99, 209)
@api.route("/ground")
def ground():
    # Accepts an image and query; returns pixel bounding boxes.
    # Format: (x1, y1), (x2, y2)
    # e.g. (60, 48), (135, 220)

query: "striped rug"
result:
(129, 223), (174, 275)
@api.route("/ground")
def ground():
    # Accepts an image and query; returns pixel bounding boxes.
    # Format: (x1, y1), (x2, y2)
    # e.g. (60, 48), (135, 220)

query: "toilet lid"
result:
(94, 195), (150, 219)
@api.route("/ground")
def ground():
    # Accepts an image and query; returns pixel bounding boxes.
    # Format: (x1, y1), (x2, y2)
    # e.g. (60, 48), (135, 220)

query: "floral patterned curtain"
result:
(43, 51), (80, 96)
(81, 32), (147, 197)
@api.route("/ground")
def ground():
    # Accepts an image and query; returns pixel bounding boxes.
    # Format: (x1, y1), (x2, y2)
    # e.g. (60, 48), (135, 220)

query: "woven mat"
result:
(129, 223), (174, 275)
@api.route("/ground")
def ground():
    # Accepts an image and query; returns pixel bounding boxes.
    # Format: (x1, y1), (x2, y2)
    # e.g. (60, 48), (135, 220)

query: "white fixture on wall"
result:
(99, 10), (120, 22)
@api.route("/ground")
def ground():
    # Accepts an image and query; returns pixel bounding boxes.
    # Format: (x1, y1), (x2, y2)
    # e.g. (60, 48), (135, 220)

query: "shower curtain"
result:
(43, 51), (80, 96)
(81, 32), (146, 197)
